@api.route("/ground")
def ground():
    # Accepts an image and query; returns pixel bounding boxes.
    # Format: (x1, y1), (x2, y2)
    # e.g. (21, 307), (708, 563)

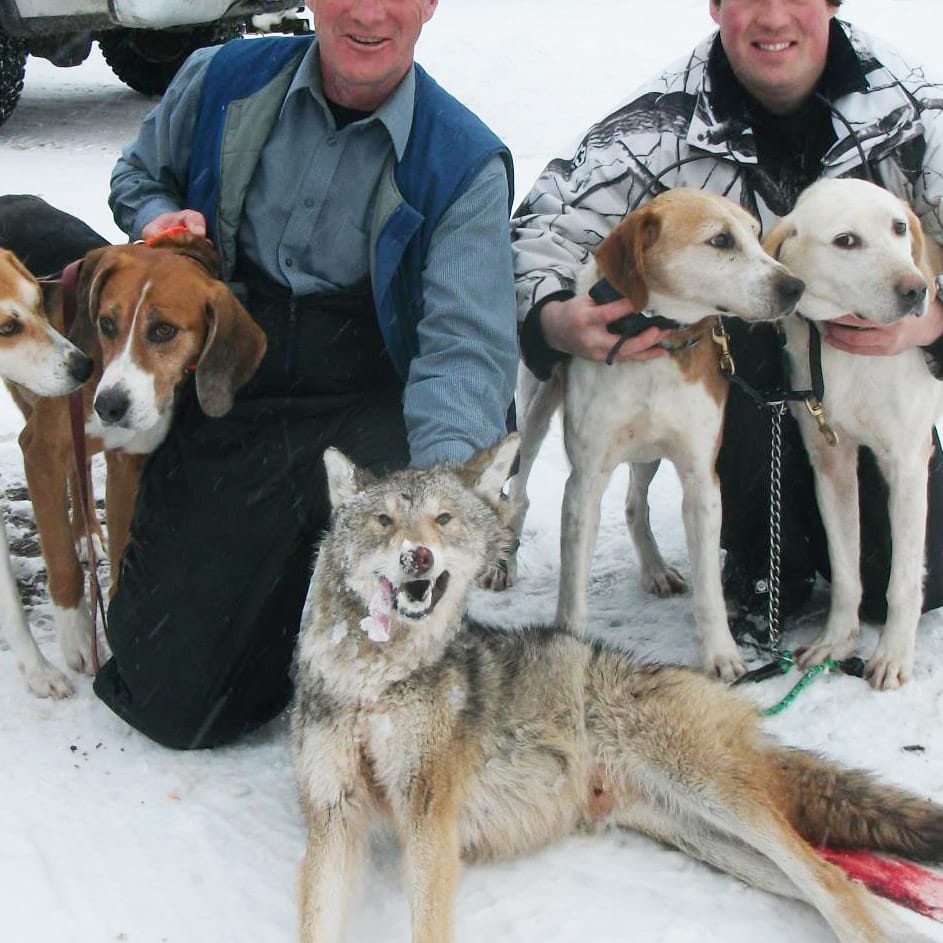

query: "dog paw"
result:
(795, 633), (857, 671)
(477, 555), (518, 592)
(55, 604), (98, 674)
(75, 531), (108, 563)
(641, 564), (686, 598)
(21, 658), (74, 698)
(864, 644), (914, 691)
(704, 647), (747, 683)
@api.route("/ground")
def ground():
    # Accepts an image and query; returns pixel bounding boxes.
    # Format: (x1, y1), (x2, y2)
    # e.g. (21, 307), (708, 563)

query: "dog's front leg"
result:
(865, 443), (931, 689)
(484, 365), (564, 591)
(675, 446), (745, 681)
(797, 437), (862, 670)
(104, 450), (145, 597)
(19, 416), (95, 674)
(0, 519), (73, 697)
(557, 464), (607, 633)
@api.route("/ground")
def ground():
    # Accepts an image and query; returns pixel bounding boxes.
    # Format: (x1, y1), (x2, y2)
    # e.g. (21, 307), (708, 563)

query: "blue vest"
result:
(187, 35), (513, 377)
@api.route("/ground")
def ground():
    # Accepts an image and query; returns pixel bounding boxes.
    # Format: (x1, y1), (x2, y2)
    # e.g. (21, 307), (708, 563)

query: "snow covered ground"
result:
(2, 2), (943, 941)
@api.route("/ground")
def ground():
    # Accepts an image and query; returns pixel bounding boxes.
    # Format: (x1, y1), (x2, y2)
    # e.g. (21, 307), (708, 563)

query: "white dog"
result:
(765, 177), (943, 689)
(500, 189), (804, 681)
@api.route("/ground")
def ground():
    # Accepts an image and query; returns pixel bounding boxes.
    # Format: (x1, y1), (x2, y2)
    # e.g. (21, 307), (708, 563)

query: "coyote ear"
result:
(466, 434), (520, 505)
(323, 448), (370, 509)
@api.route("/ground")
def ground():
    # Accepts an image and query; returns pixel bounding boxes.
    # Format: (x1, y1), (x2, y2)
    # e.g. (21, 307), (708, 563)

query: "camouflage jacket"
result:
(512, 20), (943, 327)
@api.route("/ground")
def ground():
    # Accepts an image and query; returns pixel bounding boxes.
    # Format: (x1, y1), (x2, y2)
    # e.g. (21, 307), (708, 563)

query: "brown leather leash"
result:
(61, 258), (107, 672)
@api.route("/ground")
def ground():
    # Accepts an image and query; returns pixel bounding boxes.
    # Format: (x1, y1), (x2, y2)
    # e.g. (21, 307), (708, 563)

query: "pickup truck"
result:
(0, 1), (308, 126)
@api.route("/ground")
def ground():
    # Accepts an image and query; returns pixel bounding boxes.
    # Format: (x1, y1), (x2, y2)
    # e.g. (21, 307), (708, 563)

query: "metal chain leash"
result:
(766, 401), (786, 657)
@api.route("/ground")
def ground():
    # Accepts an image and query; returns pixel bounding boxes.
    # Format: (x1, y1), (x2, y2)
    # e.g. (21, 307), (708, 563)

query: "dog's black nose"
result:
(94, 387), (130, 425)
(69, 351), (94, 384)
(400, 545), (434, 576)
(897, 277), (928, 314)
(777, 276), (805, 307)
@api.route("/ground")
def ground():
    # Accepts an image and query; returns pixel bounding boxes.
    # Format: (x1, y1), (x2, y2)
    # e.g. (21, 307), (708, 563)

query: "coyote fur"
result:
(292, 435), (943, 943)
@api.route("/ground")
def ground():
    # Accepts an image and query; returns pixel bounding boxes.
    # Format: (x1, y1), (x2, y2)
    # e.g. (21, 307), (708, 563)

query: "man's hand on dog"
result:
(824, 298), (943, 356)
(141, 210), (208, 241)
(541, 295), (670, 362)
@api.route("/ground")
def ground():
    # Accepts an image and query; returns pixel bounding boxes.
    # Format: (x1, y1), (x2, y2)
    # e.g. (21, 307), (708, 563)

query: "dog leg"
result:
(797, 438), (862, 671)
(68, 463), (106, 563)
(0, 521), (73, 697)
(557, 463), (607, 633)
(104, 451), (145, 597)
(481, 365), (564, 591)
(19, 426), (95, 674)
(626, 460), (686, 597)
(865, 444), (930, 689)
(676, 446), (745, 681)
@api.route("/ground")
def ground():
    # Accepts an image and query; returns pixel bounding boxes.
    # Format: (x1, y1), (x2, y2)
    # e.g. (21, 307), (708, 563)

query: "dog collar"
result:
(143, 225), (192, 247)
(589, 277), (686, 365)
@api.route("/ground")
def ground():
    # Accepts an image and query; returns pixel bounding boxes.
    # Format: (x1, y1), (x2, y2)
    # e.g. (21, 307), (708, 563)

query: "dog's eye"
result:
(893, 219), (908, 236)
(377, 513), (393, 527)
(0, 318), (21, 336)
(436, 513), (452, 526)
(708, 232), (734, 250)
(833, 233), (859, 249)
(98, 316), (117, 339)
(149, 322), (179, 343)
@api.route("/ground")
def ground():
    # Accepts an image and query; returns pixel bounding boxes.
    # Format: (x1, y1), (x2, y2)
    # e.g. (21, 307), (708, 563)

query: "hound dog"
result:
(0, 248), (93, 697)
(497, 188), (804, 681)
(4, 219), (266, 697)
(765, 177), (943, 690)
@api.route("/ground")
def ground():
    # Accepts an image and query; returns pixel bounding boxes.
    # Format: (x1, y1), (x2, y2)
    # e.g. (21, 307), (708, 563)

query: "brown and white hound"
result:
(497, 188), (804, 681)
(6, 229), (266, 697)
(0, 248), (93, 697)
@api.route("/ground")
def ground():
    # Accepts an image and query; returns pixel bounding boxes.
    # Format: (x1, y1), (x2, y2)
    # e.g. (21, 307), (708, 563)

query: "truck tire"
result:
(0, 27), (28, 127)
(98, 23), (242, 97)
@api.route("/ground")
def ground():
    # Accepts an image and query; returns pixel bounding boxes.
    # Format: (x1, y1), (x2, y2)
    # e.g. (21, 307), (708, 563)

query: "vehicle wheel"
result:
(0, 28), (28, 127)
(98, 23), (242, 97)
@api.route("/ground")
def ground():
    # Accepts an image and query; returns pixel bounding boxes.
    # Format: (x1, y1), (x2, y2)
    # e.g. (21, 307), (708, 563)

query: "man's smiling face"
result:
(710, 0), (837, 114)
(310, 0), (438, 111)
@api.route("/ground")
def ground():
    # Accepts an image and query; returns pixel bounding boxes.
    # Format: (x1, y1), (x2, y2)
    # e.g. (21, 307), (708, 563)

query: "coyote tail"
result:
(775, 747), (943, 863)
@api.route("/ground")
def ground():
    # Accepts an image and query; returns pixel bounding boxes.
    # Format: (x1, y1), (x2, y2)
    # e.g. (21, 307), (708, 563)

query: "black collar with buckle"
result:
(590, 277), (692, 364)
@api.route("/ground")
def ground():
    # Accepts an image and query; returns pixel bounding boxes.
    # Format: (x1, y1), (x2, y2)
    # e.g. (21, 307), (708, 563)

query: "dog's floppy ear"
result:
(322, 448), (375, 509)
(147, 230), (221, 278)
(903, 204), (931, 273)
(70, 246), (114, 354)
(463, 434), (520, 508)
(763, 220), (796, 263)
(593, 205), (661, 310)
(40, 279), (63, 321)
(194, 283), (267, 417)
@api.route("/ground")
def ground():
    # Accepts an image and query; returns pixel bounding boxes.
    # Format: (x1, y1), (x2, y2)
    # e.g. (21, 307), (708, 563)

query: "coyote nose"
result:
(400, 545), (434, 576)
(94, 387), (130, 425)
(777, 275), (805, 307)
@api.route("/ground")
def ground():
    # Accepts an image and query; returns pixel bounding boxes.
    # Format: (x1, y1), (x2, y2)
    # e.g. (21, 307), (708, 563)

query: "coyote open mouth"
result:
(361, 571), (451, 641)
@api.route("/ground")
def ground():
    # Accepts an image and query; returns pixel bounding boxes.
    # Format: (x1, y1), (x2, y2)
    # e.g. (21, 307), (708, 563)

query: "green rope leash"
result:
(759, 652), (840, 716)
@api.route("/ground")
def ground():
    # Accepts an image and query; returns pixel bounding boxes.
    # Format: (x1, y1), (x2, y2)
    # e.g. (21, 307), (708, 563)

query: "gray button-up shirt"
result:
(109, 39), (518, 466)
